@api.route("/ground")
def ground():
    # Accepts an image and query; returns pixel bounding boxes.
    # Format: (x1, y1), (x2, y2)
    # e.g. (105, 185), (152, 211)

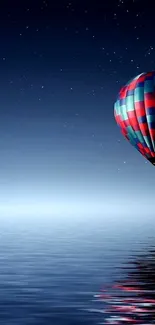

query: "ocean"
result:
(0, 215), (153, 324)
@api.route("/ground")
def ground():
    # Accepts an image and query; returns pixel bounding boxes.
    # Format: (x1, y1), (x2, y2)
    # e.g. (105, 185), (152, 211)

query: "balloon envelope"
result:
(114, 71), (155, 165)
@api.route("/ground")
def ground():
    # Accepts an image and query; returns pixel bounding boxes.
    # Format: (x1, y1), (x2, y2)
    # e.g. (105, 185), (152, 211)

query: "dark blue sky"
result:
(0, 0), (155, 217)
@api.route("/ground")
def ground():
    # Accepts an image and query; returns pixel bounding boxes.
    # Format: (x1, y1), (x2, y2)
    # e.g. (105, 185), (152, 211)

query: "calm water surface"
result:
(0, 215), (153, 324)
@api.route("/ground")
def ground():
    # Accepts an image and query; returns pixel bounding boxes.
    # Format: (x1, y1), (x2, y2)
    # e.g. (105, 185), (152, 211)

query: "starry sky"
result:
(0, 0), (155, 218)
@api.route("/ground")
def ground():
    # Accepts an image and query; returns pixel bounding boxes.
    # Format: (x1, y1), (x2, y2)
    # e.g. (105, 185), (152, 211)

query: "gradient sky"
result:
(0, 0), (155, 217)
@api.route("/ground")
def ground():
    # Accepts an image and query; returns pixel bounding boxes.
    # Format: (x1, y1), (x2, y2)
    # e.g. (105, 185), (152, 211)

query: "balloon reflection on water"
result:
(94, 247), (155, 324)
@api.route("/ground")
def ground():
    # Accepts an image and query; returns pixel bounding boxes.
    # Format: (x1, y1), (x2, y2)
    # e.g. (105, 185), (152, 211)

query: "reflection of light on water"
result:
(93, 246), (155, 324)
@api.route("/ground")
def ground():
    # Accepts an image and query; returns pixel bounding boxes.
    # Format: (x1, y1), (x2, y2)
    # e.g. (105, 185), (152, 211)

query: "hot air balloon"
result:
(114, 71), (155, 165)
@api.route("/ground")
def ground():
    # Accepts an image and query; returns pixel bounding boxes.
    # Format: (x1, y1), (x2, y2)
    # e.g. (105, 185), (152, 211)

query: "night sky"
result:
(0, 0), (155, 218)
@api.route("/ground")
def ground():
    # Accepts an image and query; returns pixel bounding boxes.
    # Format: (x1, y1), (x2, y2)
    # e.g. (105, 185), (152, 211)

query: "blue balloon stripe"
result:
(138, 116), (147, 123)
(125, 88), (146, 149)
(144, 78), (155, 151)
(132, 81), (152, 151)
